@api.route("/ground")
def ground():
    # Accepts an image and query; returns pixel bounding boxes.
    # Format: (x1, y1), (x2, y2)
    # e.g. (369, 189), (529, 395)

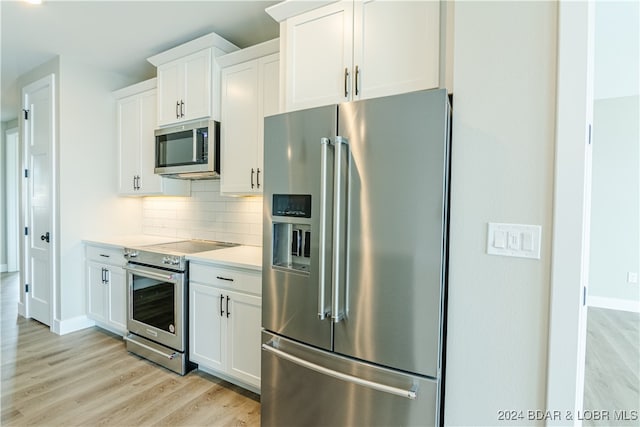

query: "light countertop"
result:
(187, 245), (262, 271)
(82, 235), (182, 249)
(83, 235), (262, 271)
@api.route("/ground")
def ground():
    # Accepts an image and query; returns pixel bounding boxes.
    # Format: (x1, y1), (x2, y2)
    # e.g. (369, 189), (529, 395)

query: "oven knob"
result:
(125, 250), (138, 258)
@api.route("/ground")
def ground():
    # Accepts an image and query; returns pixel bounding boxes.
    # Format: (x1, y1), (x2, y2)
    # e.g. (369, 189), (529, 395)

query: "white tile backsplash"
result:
(142, 180), (263, 246)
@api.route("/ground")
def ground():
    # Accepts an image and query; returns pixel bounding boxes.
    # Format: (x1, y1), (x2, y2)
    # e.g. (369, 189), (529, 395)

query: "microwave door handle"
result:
(192, 129), (197, 162)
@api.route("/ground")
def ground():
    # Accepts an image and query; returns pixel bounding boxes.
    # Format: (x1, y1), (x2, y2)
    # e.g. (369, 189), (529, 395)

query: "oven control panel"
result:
(162, 256), (181, 266)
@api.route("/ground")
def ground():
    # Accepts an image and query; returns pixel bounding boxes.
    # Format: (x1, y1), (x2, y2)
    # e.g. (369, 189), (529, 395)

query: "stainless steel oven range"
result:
(123, 240), (237, 375)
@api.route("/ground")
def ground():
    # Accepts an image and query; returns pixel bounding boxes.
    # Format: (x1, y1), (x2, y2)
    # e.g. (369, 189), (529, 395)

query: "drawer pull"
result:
(216, 276), (234, 282)
(99, 254), (110, 258)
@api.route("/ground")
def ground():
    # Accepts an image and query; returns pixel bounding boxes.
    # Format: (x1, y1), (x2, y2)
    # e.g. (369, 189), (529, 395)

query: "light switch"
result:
(522, 231), (534, 251)
(507, 232), (520, 250)
(487, 223), (541, 259)
(494, 230), (506, 248)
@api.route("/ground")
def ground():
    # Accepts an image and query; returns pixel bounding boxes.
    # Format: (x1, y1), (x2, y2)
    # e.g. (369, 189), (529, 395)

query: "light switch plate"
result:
(487, 223), (542, 259)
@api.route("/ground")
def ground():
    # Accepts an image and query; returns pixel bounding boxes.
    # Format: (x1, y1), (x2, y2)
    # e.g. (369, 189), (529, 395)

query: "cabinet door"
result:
(117, 96), (140, 195)
(220, 60), (259, 194)
(137, 90), (163, 194)
(107, 267), (127, 334)
(157, 60), (182, 127)
(285, 0), (354, 111)
(87, 262), (107, 323)
(182, 49), (212, 123)
(189, 283), (226, 371)
(353, 0), (440, 100)
(226, 290), (262, 388)
(258, 53), (280, 185)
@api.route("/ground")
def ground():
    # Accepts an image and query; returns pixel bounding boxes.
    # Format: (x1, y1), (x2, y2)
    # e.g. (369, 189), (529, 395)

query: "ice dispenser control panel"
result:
(272, 194), (311, 274)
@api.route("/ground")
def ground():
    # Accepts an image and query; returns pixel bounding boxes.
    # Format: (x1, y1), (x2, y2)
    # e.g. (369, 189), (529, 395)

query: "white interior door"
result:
(23, 74), (55, 326)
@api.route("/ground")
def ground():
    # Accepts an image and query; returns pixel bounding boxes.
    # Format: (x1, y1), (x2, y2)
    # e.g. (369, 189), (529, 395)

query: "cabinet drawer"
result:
(85, 245), (126, 267)
(190, 264), (261, 295)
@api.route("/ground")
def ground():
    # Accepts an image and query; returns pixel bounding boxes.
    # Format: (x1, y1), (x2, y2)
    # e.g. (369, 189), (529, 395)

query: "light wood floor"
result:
(583, 306), (640, 426)
(0, 272), (261, 427)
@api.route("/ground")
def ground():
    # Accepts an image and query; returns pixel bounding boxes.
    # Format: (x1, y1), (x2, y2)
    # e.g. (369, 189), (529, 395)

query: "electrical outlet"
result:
(628, 272), (638, 284)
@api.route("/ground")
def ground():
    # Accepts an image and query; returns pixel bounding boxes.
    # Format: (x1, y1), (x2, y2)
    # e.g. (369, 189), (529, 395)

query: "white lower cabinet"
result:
(85, 244), (127, 336)
(189, 263), (262, 391)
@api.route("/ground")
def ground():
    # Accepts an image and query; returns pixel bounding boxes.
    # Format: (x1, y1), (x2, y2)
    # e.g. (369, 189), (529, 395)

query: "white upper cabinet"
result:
(353, 0), (440, 100)
(115, 79), (190, 196)
(147, 32), (239, 127)
(157, 49), (212, 126)
(219, 39), (280, 195)
(285, 1), (353, 111)
(275, 0), (441, 111)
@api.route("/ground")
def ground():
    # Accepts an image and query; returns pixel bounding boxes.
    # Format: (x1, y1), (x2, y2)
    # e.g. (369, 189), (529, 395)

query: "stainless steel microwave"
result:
(154, 119), (220, 179)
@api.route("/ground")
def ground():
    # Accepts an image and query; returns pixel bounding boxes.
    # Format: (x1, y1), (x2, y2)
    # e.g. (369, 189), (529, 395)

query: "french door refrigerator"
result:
(261, 89), (451, 426)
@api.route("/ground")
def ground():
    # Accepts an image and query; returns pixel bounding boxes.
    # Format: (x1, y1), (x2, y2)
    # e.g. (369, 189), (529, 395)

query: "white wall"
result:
(57, 56), (143, 322)
(593, 1), (639, 100)
(445, 2), (557, 424)
(588, 95), (640, 306)
(587, 0), (640, 309)
(0, 121), (6, 271)
(142, 180), (262, 246)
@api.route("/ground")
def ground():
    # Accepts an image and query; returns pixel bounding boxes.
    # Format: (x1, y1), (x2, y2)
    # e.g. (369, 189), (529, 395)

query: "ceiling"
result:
(0, 0), (280, 122)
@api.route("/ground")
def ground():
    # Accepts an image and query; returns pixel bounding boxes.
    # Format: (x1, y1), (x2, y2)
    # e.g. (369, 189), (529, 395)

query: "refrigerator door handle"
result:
(262, 341), (418, 400)
(318, 137), (332, 320)
(331, 136), (349, 323)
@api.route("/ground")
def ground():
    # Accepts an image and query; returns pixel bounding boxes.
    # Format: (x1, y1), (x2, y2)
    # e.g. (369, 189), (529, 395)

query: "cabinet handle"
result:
(101, 268), (105, 284)
(355, 65), (360, 96)
(132, 176), (136, 191)
(180, 100), (185, 118)
(104, 269), (109, 284)
(216, 276), (234, 282)
(220, 294), (225, 317)
(250, 168), (255, 189)
(226, 295), (230, 318)
(137, 175), (141, 190)
(344, 68), (349, 98)
(176, 101), (180, 119)
(256, 168), (261, 189)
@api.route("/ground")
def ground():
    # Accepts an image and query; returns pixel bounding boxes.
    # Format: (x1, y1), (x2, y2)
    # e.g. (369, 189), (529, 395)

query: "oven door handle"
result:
(123, 335), (177, 360)
(125, 264), (176, 282)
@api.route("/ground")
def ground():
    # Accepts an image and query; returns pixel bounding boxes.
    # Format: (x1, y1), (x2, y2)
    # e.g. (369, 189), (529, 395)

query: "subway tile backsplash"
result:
(142, 180), (263, 246)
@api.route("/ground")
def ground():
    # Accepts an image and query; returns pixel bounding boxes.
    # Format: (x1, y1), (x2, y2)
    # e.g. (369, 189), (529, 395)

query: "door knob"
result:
(40, 232), (50, 243)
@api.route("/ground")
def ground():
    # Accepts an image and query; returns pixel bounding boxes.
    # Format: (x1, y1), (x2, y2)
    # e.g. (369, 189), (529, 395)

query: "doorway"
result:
(582, 0), (640, 419)
(5, 127), (20, 273)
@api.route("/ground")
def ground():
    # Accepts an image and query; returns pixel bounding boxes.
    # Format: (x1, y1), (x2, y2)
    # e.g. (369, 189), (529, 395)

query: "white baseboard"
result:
(53, 316), (96, 335)
(0, 264), (7, 273)
(17, 301), (26, 317)
(588, 296), (640, 313)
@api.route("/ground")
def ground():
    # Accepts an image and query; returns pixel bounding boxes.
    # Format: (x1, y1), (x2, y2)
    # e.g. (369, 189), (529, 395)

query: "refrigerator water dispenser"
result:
(272, 223), (311, 273)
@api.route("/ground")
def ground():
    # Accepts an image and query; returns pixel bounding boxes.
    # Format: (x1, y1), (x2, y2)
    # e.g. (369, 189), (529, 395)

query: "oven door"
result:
(125, 263), (186, 352)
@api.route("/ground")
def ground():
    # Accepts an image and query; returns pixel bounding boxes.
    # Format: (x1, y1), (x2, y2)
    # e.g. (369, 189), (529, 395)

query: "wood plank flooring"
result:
(1, 272), (261, 426)
(583, 306), (640, 426)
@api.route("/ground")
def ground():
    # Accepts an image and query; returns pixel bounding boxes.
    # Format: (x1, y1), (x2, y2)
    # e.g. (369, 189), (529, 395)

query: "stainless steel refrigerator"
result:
(261, 89), (451, 426)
